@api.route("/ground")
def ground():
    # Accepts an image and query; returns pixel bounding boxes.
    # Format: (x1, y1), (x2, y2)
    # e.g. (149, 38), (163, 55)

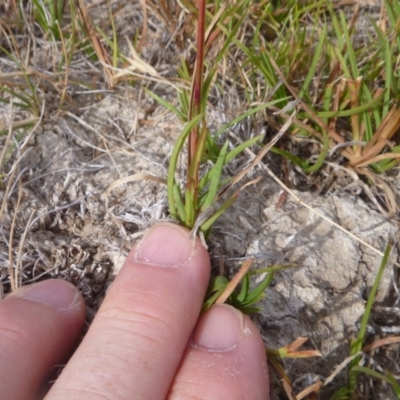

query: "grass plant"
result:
(148, 0), (292, 235)
(328, 245), (400, 400)
(148, 0), (400, 397)
(2, 0), (400, 398)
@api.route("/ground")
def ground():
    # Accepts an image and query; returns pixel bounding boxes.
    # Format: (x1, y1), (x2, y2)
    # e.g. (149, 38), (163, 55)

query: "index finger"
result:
(46, 223), (210, 400)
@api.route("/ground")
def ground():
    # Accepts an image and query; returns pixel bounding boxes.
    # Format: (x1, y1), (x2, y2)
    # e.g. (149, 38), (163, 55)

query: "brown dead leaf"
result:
(215, 258), (254, 304)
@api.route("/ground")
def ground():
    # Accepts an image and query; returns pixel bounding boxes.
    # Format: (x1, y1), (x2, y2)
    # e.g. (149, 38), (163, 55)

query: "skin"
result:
(0, 223), (270, 400)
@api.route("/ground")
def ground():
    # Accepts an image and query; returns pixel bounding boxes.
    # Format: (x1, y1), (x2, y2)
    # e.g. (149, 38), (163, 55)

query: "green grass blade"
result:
(109, 6), (119, 68)
(361, 103), (374, 143)
(202, 276), (230, 312)
(375, 145), (400, 171)
(2, 88), (32, 107)
(198, 134), (263, 192)
(385, 371), (400, 396)
(330, 386), (352, 400)
(306, 129), (329, 173)
(200, 192), (238, 233)
(178, 89), (190, 121)
(346, 244), (392, 395)
(145, 88), (187, 122)
(353, 244), (392, 353)
(349, 366), (400, 397)
(200, 68), (216, 115)
(167, 115), (202, 219)
(214, 99), (288, 138)
(340, 11), (359, 77)
(369, 17), (393, 119)
(385, 0), (400, 51)
(360, 84), (382, 134)
(327, 1), (344, 50)
(173, 184), (186, 222)
(332, 45), (352, 79)
(225, 134), (263, 163)
(240, 271), (274, 307)
(270, 147), (310, 170)
(322, 84), (334, 124)
(185, 123), (209, 227)
(201, 140), (229, 211)
(212, 2), (249, 66)
(236, 273), (250, 303)
(298, 24), (327, 100)
(316, 93), (384, 118)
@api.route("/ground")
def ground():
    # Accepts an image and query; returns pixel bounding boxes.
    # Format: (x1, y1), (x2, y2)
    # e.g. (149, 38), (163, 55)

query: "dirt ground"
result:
(1, 0), (399, 398)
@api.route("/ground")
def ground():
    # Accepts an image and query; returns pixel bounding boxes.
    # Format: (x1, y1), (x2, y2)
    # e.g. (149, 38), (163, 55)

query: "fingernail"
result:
(11, 279), (80, 311)
(134, 223), (195, 267)
(191, 304), (244, 352)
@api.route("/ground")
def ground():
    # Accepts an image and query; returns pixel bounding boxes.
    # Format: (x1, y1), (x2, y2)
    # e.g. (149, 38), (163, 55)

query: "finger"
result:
(0, 279), (86, 400)
(47, 223), (211, 400)
(169, 304), (270, 400)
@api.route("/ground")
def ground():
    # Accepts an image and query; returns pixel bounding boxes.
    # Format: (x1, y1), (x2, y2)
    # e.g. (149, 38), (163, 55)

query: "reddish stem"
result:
(188, 0), (206, 169)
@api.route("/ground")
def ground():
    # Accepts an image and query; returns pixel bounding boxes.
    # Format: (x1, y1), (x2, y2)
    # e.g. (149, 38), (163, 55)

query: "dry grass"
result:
(1, 0), (400, 398)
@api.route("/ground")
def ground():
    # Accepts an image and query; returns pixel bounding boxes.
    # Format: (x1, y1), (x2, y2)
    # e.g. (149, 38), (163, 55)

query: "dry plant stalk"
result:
(8, 183), (23, 292)
(297, 382), (323, 400)
(324, 352), (364, 386)
(352, 107), (400, 167)
(362, 336), (400, 353)
(106, 173), (167, 194)
(75, 0), (114, 87)
(215, 258), (254, 304)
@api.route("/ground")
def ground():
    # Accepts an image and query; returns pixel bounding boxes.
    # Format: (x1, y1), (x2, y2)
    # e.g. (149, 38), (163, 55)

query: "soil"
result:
(1, 0), (399, 399)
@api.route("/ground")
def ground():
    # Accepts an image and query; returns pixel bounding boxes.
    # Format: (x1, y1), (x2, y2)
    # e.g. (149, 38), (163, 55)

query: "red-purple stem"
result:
(188, 0), (205, 168)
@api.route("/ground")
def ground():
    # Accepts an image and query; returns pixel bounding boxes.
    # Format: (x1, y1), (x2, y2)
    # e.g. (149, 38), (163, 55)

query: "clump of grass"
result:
(150, 2), (325, 396)
(31, 0), (66, 40)
(0, 26), (42, 118)
(159, 0), (400, 242)
(2, 0), (400, 398)
(328, 245), (400, 399)
(148, 0), (290, 236)
(154, 0), (400, 397)
(247, 0), (400, 181)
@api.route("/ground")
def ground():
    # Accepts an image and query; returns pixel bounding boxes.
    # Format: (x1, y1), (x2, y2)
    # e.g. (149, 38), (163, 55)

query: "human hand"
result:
(0, 223), (269, 399)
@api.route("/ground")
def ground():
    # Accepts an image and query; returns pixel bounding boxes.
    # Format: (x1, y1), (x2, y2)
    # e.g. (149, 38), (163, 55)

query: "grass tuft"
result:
(2, 0), (400, 397)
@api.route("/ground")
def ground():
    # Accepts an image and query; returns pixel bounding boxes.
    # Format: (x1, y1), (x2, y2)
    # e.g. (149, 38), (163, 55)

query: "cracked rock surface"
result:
(245, 190), (398, 393)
